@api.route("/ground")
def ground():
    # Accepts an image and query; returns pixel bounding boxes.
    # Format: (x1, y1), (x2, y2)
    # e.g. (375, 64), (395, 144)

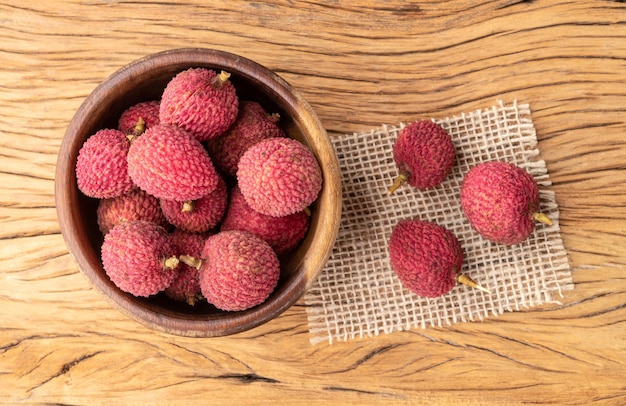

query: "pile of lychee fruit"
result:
(75, 67), (323, 311)
(387, 119), (553, 298)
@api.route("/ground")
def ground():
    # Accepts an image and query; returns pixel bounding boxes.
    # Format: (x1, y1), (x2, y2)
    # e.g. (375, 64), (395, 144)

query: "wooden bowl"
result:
(55, 48), (342, 337)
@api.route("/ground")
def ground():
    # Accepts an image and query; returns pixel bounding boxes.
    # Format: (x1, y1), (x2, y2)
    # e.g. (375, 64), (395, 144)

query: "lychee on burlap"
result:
(305, 100), (572, 344)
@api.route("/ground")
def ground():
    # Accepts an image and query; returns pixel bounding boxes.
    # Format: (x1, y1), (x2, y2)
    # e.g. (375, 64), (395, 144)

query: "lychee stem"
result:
(304, 207), (312, 216)
(533, 212), (553, 226)
(268, 113), (281, 123)
(163, 256), (180, 270)
(133, 117), (146, 136)
(219, 70), (231, 82)
(388, 173), (408, 195)
(182, 200), (195, 213)
(179, 254), (202, 270)
(212, 70), (231, 88)
(186, 294), (203, 306)
(127, 117), (146, 142)
(457, 273), (490, 294)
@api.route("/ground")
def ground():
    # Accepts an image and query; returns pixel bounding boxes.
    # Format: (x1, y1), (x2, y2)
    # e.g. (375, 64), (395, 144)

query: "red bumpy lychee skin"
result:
(101, 220), (179, 297)
(460, 161), (552, 245)
(389, 219), (463, 298)
(388, 120), (456, 194)
(199, 230), (280, 311)
(127, 124), (219, 201)
(237, 137), (323, 217)
(97, 188), (167, 235)
(205, 101), (285, 177)
(159, 176), (228, 233)
(159, 68), (239, 141)
(118, 100), (160, 136)
(165, 229), (208, 305)
(221, 186), (310, 256)
(75, 128), (134, 199)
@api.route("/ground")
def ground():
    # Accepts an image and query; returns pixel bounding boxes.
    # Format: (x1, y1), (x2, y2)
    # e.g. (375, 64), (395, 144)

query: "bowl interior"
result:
(55, 48), (341, 337)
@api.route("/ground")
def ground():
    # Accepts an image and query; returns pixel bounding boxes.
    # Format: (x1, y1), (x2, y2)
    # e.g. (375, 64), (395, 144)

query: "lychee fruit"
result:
(199, 230), (280, 311)
(118, 100), (160, 136)
(165, 229), (208, 305)
(75, 128), (134, 199)
(389, 219), (488, 298)
(159, 68), (239, 141)
(127, 124), (220, 201)
(205, 101), (285, 177)
(101, 220), (179, 297)
(388, 120), (456, 195)
(460, 161), (553, 245)
(237, 137), (323, 217)
(159, 176), (228, 233)
(221, 186), (310, 256)
(97, 188), (167, 235)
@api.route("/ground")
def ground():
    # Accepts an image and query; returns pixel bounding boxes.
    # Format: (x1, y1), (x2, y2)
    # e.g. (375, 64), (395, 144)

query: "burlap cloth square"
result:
(305, 100), (573, 344)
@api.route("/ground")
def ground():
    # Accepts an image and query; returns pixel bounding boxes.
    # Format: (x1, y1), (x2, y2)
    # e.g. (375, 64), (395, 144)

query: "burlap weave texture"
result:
(305, 100), (572, 344)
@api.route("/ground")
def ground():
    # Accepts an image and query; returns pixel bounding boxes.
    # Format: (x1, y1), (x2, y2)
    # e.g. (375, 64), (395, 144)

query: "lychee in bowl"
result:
(55, 48), (342, 337)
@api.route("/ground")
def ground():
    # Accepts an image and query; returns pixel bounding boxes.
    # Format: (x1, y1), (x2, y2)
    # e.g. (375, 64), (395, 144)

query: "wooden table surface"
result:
(1, 1), (624, 404)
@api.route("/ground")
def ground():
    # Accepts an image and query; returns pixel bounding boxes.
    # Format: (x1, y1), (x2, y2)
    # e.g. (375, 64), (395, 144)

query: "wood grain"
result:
(0, 0), (624, 404)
